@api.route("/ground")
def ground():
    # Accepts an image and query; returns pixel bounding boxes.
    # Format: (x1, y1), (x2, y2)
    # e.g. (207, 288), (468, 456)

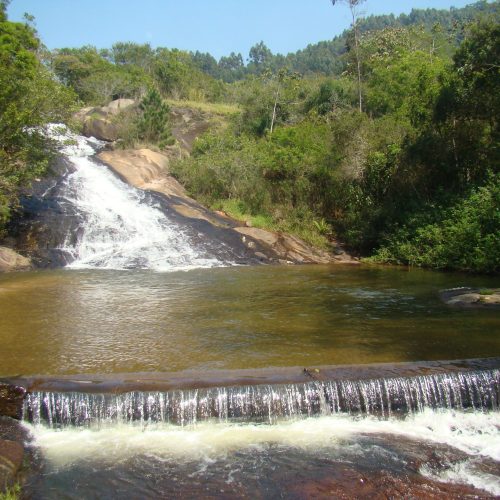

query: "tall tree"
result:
(331, 0), (366, 112)
(0, 2), (76, 229)
(248, 41), (273, 73)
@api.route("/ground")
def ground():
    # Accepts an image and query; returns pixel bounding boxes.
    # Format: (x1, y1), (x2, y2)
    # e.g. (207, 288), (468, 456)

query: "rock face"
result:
(98, 149), (186, 198)
(0, 247), (31, 272)
(234, 227), (356, 265)
(6, 157), (83, 268)
(77, 98), (137, 142)
(170, 106), (212, 153)
(440, 287), (500, 309)
(98, 149), (356, 265)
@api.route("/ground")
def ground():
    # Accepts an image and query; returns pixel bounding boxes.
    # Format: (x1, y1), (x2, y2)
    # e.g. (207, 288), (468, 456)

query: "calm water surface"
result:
(0, 265), (498, 376)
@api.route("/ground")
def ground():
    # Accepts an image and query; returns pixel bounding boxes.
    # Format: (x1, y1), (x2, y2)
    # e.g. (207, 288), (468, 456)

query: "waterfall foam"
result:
(48, 125), (224, 271)
(22, 369), (500, 495)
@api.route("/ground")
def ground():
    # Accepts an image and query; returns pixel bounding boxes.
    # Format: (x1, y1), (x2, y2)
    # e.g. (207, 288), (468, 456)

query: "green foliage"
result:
(171, 8), (499, 273)
(0, 483), (21, 500)
(153, 48), (225, 101)
(361, 28), (448, 118)
(304, 79), (353, 115)
(137, 89), (174, 148)
(52, 46), (151, 105)
(0, 7), (77, 232)
(371, 175), (500, 273)
(4, 0), (496, 272)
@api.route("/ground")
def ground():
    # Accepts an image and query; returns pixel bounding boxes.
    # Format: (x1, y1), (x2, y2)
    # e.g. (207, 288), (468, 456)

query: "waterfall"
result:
(23, 369), (499, 428)
(47, 124), (224, 271)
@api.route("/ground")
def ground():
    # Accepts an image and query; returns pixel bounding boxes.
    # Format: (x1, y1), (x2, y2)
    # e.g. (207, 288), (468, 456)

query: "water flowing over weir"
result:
(23, 369), (499, 427)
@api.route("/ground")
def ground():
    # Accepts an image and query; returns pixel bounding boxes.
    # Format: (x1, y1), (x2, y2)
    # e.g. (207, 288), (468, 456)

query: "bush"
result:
(371, 174), (500, 273)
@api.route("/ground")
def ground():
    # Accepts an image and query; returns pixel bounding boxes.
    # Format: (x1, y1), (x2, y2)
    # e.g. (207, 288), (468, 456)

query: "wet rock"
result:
(440, 287), (500, 310)
(0, 247), (31, 272)
(0, 416), (39, 496)
(0, 384), (26, 420)
(287, 467), (492, 499)
(0, 439), (24, 491)
(98, 149), (340, 264)
(6, 158), (82, 268)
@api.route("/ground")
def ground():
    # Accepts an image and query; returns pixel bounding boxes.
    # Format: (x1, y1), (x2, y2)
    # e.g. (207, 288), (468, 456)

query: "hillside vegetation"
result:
(1, 0), (498, 273)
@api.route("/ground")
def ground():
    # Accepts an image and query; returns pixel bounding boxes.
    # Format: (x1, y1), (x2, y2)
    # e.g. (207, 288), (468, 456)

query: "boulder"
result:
(0, 247), (31, 273)
(83, 116), (119, 142)
(72, 106), (96, 123)
(102, 98), (136, 115)
(0, 384), (25, 420)
(76, 99), (137, 142)
(440, 287), (500, 309)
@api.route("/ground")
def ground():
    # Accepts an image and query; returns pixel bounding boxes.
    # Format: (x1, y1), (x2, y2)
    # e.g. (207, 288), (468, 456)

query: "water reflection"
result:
(0, 265), (498, 376)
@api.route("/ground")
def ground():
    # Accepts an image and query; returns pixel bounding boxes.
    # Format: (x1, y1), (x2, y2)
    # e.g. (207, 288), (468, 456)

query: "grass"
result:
(0, 484), (21, 500)
(214, 199), (276, 230)
(165, 99), (240, 116)
(211, 198), (331, 250)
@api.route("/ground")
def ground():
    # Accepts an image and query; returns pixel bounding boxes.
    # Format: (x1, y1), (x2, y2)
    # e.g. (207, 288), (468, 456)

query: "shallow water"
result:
(0, 265), (499, 376)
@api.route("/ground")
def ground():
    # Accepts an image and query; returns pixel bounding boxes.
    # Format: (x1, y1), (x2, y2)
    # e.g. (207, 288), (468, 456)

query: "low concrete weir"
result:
(2, 358), (498, 425)
(23, 368), (499, 427)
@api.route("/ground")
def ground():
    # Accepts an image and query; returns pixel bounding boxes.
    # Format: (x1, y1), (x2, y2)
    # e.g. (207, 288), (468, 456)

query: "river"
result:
(0, 265), (499, 375)
(1, 127), (499, 498)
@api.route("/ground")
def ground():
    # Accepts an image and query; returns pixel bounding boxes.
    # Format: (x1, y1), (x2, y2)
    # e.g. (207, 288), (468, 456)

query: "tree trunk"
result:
(351, 8), (363, 113)
(270, 82), (281, 134)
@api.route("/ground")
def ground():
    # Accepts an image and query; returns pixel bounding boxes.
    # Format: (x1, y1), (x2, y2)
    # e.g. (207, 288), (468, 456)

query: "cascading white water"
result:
(22, 369), (500, 496)
(23, 369), (500, 428)
(48, 125), (222, 271)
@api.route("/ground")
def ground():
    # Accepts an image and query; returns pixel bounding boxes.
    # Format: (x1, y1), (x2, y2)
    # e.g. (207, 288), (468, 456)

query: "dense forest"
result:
(0, 0), (498, 273)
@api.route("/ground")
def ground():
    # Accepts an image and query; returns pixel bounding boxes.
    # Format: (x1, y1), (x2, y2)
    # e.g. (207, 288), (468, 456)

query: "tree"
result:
(110, 42), (154, 72)
(137, 88), (174, 148)
(248, 41), (273, 73)
(0, 3), (76, 230)
(331, 0), (366, 112)
(266, 69), (300, 134)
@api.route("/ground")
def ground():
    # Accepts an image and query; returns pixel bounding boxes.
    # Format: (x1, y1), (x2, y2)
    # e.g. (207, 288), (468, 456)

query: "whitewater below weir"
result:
(23, 409), (500, 497)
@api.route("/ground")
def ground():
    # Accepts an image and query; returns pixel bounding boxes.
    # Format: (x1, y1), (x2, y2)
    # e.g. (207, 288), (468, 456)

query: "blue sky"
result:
(8, 0), (476, 60)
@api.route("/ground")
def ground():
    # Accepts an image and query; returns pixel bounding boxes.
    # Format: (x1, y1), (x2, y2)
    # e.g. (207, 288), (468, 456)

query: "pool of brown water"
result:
(0, 264), (499, 377)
